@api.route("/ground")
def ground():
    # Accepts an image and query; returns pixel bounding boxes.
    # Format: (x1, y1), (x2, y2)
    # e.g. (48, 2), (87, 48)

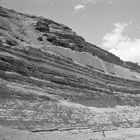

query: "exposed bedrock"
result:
(0, 45), (140, 109)
(0, 6), (140, 131)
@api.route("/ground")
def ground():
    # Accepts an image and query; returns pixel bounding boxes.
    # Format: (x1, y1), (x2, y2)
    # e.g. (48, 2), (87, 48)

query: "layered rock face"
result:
(0, 6), (140, 132)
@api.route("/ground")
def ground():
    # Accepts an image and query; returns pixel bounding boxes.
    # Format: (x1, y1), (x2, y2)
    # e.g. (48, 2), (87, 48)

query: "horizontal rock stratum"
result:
(0, 6), (140, 134)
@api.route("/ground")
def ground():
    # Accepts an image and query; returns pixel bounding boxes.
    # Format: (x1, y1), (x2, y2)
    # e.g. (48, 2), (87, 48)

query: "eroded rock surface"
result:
(0, 6), (140, 134)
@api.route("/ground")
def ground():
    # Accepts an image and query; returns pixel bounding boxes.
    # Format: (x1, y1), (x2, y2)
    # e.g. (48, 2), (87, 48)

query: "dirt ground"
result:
(0, 126), (140, 140)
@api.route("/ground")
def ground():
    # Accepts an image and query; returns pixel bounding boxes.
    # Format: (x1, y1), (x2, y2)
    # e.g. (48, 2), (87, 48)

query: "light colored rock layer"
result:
(45, 46), (140, 81)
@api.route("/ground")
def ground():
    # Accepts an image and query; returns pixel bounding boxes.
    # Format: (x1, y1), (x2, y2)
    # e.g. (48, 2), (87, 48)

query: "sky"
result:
(0, 0), (140, 64)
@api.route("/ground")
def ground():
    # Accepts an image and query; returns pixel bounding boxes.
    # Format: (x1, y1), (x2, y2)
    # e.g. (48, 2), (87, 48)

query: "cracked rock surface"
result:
(0, 6), (140, 139)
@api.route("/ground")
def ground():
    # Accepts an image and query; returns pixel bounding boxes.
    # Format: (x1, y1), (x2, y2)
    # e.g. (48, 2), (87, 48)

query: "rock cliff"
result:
(0, 6), (140, 133)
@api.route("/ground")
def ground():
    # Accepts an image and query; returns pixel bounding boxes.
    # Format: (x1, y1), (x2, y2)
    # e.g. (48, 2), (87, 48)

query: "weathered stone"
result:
(0, 6), (140, 133)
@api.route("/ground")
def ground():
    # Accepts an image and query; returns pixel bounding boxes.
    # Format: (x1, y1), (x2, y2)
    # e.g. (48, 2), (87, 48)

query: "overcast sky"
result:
(0, 0), (140, 64)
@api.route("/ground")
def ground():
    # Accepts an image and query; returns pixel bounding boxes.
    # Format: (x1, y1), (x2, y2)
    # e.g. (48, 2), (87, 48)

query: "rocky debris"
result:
(0, 6), (140, 133)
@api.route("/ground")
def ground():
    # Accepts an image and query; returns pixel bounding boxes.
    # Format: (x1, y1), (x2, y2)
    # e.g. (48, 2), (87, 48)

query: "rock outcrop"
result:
(0, 6), (140, 133)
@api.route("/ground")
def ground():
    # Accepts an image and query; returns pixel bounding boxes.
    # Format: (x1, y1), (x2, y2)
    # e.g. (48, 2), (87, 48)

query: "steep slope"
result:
(0, 6), (140, 134)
